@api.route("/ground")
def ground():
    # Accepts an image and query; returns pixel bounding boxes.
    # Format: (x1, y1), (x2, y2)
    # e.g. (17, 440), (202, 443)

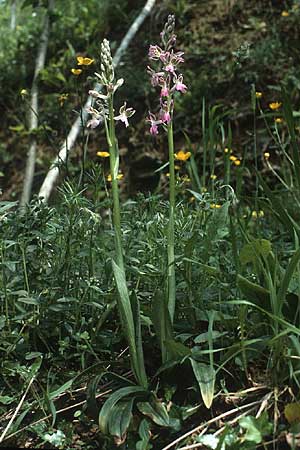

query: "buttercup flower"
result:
(255, 91), (263, 98)
(264, 152), (270, 160)
(252, 210), (264, 219)
(281, 10), (289, 17)
(269, 102), (282, 110)
(71, 68), (82, 75)
(174, 150), (191, 161)
(114, 102), (135, 128)
(97, 151), (110, 158)
(77, 56), (94, 65)
(275, 117), (283, 123)
(58, 93), (69, 107)
(210, 203), (222, 209)
(20, 89), (28, 96)
(107, 173), (124, 181)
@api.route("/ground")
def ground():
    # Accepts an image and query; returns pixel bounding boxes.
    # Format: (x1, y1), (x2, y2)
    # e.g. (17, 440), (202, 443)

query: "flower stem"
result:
(106, 94), (124, 270)
(167, 120), (176, 323)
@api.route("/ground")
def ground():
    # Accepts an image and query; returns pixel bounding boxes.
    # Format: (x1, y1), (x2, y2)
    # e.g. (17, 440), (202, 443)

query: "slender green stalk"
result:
(167, 120), (176, 323)
(106, 94), (124, 271)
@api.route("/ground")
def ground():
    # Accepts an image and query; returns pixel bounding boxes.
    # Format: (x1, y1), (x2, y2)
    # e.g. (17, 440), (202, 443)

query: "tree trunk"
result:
(10, 0), (17, 31)
(20, 0), (55, 207)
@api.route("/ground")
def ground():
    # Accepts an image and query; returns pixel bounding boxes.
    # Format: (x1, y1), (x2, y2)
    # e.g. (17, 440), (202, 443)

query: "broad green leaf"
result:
(131, 291), (147, 387)
(0, 395), (14, 405)
(237, 275), (270, 308)
(136, 419), (152, 450)
(49, 379), (73, 400)
(137, 398), (170, 427)
(278, 248), (300, 310)
(99, 386), (146, 434)
(239, 239), (272, 265)
(239, 413), (272, 444)
(285, 403), (300, 424)
(190, 359), (215, 409)
(164, 339), (191, 360)
(151, 290), (173, 363)
(112, 260), (147, 388)
(108, 398), (134, 444)
(239, 416), (262, 444)
(17, 297), (39, 305)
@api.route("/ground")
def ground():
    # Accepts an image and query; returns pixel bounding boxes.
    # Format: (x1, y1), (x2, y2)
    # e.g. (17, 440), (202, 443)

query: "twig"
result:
(38, 0), (156, 202)
(20, 0), (55, 207)
(0, 375), (36, 443)
(2, 388), (111, 443)
(161, 400), (262, 450)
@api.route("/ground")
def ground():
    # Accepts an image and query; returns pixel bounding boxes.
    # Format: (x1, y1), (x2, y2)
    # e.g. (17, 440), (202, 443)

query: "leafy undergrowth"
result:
(1, 170), (300, 448)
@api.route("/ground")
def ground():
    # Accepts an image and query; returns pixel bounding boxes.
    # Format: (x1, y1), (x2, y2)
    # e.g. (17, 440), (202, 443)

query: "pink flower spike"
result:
(148, 45), (163, 60)
(165, 63), (175, 74)
(150, 123), (159, 135)
(161, 85), (169, 97)
(160, 110), (171, 123)
(175, 75), (187, 93)
(147, 112), (162, 135)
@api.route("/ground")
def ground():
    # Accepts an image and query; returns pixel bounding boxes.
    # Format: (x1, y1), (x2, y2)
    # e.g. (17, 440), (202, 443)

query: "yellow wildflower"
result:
(255, 91), (263, 99)
(71, 68), (82, 75)
(275, 117), (283, 124)
(224, 147), (232, 154)
(58, 93), (69, 107)
(264, 152), (270, 160)
(269, 102), (282, 110)
(229, 155), (238, 161)
(181, 175), (191, 182)
(174, 150), (191, 161)
(210, 203), (221, 209)
(107, 173), (124, 181)
(174, 165), (180, 171)
(281, 10), (289, 17)
(77, 56), (94, 66)
(20, 89), (28, 96)
(252, 210), (264, 219)
(233, 159), (241, 166)
(97, 151), (110, 158)
(210, 174), (217, 180)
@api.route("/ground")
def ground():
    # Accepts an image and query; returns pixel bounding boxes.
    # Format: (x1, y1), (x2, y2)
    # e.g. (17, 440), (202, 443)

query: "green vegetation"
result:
(2, 0), (300, 449)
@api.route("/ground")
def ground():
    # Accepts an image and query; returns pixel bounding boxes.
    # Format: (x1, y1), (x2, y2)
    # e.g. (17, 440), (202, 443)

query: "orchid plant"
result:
(87, 39), (147, 389)
(147, 15), (187, 329)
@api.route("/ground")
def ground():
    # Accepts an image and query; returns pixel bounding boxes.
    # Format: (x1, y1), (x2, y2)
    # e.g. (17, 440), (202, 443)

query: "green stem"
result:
(106, 95), (124, 271)
(167, 120), (176, 323)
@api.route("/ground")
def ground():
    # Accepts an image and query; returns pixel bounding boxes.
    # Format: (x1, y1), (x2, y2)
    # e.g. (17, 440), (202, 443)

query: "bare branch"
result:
(20, 0), (55, 207)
